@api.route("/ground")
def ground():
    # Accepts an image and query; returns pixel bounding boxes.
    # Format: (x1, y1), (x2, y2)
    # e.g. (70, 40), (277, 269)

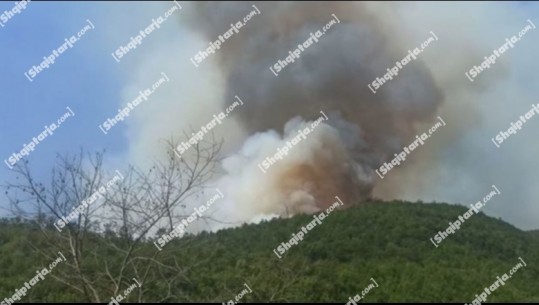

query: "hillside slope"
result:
(0, 201), (538, 302)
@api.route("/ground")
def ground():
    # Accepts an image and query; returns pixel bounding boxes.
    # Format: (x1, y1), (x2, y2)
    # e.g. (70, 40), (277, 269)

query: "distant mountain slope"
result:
(0, 201), (538, 302)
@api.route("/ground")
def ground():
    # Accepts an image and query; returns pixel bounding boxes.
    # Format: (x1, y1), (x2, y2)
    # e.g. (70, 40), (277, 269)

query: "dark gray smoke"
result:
(183, 1), (443, 216)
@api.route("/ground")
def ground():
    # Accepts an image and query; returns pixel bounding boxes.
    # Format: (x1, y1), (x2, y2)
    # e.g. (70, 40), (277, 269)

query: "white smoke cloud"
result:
(104, 1), (539, 231)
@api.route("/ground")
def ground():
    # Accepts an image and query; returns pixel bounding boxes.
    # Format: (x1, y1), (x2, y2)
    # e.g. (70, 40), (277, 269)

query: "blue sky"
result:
(0, 1), (175, 216)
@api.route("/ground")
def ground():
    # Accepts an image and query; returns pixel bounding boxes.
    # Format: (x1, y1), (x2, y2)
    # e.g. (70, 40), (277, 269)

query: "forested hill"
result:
(0, 201), (538, 302)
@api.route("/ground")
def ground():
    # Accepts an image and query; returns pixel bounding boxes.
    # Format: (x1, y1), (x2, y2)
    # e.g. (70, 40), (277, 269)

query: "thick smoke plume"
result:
(111, 2), (539, 230)
(184, 2), (443, 220)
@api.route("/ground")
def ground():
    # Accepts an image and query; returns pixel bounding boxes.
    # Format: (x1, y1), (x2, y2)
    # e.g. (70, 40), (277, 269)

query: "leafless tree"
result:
(3, 135), (222, 302)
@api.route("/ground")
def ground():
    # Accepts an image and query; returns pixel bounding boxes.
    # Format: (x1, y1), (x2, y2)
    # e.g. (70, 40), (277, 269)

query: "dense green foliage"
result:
(1, 201), (538, 302)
